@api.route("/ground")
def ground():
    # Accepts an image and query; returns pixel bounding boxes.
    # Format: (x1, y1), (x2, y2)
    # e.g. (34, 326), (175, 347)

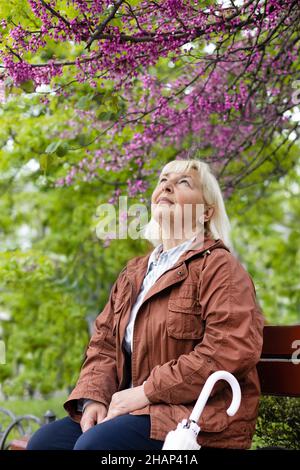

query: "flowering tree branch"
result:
(86, 0), (125, 50)
(0, 0), (299, 199)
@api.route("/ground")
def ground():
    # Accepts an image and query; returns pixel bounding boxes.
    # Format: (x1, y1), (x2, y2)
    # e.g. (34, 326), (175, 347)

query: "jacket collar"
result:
(125, 233), (230, 304)
(126, 233), (230, 272)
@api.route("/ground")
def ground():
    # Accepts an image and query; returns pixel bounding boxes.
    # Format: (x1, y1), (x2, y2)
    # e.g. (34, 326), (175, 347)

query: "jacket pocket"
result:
(167, 283), (203, 340)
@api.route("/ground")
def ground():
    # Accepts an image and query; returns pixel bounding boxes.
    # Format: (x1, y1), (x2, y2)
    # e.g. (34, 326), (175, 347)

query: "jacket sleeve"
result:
(64, 270), (125, 421)
(143, 250), (265, 405)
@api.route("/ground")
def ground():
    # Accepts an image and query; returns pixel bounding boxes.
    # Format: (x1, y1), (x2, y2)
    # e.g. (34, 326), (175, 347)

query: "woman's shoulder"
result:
(112, 253), (150, 286)
(201, 244), (254, 284)
(123, 252), (151, 271)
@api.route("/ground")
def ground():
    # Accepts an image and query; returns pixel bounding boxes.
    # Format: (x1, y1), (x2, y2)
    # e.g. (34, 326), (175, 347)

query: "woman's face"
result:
(151, 169), (214, 238)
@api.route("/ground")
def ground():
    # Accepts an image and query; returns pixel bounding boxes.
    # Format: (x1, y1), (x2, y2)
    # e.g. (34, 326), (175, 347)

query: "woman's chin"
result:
(152, 205), (174, 218)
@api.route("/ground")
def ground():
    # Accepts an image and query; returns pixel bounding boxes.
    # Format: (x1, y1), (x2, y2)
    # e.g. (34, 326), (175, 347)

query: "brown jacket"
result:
(64, 235), (264, 449)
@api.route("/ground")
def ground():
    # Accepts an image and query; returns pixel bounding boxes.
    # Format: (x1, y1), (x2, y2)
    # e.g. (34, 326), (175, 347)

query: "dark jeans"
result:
(27, 414), (164, 451)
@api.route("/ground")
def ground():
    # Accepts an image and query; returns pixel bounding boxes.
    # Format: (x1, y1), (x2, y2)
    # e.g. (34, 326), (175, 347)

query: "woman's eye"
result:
(179, 179), (190, 185)
(159, 178), (167, 184)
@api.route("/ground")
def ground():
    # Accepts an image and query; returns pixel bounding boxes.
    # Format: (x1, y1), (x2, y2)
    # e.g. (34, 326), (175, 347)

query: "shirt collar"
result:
(147, 235), (196, 273)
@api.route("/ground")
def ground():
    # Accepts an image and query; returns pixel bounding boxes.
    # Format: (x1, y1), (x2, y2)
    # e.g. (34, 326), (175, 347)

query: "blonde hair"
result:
(142, 159), (232, 250)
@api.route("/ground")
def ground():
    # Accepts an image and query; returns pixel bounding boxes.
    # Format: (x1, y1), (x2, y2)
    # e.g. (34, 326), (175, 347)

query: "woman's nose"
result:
(162, 181), (173, 193)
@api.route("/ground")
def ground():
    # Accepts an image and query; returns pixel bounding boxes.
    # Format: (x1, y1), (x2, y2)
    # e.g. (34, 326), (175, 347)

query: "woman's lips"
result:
(157, 198), (174, 205)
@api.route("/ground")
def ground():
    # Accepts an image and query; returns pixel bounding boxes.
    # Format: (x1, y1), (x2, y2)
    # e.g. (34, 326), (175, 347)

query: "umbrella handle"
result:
(189, 371), (241, 423)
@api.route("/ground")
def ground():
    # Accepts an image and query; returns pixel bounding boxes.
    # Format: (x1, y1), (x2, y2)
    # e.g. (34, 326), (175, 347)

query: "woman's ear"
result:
(204, 206), (214, 222)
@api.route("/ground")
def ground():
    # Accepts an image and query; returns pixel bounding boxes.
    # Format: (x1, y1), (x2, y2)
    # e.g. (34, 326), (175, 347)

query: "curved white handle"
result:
(189, 371), (241, 423)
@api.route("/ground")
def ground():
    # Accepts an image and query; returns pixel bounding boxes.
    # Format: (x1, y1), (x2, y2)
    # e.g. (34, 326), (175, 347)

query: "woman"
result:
(28, 159), (264, 450)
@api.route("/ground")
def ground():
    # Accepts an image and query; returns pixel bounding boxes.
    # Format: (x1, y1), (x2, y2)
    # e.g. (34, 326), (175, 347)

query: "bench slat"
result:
(9, 436), (30, 451)
(258, 361), (300, 396)
(258, 325), (300, 397)
(261, 325), (300, 357)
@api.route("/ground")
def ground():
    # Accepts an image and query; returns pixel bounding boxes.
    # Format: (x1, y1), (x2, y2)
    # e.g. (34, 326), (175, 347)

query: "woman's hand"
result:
(100, 385), (151, 424)
(80, 402), (107, 433)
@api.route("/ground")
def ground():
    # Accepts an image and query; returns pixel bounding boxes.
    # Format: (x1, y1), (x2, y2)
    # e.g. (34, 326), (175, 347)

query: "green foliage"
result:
(0, 249), (89, 396)
(0, 397), (66, 420)
(254, 396), (300, 449)
(229, 161), (300, 324)
(0, 118), (149, 396)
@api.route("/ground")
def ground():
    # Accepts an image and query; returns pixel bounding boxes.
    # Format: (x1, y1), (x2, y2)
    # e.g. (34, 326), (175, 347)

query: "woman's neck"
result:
(160, 225), (205, 252)
(161, 237), (189, 252)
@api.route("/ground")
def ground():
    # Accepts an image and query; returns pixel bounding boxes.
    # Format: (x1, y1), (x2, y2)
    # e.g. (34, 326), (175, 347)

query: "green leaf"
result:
(39, 154), (53, 174)
(77, 133), (89, 146)
(96, 111), (114, 121)
(45, 141), (62, 154)
(56, 142), (69, 157)
(40, 49), (54, 61)
(75, 95), (94, 109)
(19, 80), (35, 93)
(45, 140), (68, 157)
(110, 18), (122, 28)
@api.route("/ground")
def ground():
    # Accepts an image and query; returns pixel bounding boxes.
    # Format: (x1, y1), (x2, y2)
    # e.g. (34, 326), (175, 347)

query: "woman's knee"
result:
(73, 424), (108, 450)
(27, 422), (57, 450)
(27, 416), (82, 450)
(74, 418), (131, 450)
(73, 415), (162, 451)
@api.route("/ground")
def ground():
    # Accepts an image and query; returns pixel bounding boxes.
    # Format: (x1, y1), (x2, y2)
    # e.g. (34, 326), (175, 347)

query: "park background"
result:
(0, 0), (299, 448)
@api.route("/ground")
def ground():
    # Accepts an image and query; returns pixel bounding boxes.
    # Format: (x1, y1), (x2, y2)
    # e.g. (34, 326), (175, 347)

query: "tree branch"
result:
(40, 0), (71, 27)
(86, 0), (125, 50)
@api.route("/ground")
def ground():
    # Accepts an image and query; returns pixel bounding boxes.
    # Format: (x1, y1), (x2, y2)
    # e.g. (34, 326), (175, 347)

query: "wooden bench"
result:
(8, 325), (300, 450)
(257, 325), (300, 397)
(8, 436), (30, 451)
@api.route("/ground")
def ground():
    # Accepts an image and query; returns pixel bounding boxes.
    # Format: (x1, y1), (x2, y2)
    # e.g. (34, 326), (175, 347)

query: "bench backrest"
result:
(257, 325), (300, 397)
